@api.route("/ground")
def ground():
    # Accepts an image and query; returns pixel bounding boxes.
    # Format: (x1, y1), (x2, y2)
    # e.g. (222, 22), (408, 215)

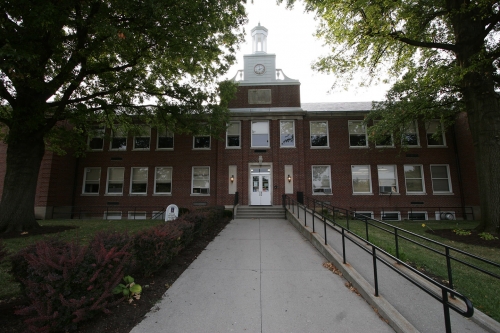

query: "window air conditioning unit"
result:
(323, 188), (332, 194)
(379, 186), (394, 194)
(437, 212), (455, 220)
(200, 188), (210, 194)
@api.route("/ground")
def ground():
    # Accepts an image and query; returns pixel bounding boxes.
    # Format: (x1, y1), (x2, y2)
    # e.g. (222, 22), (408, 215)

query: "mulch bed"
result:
(0, 217), (231, 333)
(426, 229), (500, 248)
(0, 225), (78, 240)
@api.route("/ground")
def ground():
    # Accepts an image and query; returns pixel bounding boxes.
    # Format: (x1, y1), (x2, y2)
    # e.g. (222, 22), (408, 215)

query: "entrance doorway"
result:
(250, 168), (271, 205)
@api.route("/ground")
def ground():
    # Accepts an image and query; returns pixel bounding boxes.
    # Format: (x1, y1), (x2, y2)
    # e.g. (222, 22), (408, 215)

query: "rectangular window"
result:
(88, 127), (104, 150)
(381, 211), (401, 221)
(402, 121), (420, 146)
(280, 120), (295, 147)
(130, 167), (148, 194)
(128, 211), (147, 220)
(104, 211), (122, 220)
(152, 211), (165, 220)
(226, 121), (241, 148)
(348, 121), (368, 147)
(192, 167), (210, 194)
(110, 129), (127, 151)
(312, 165), (332, 194)
(377, 165), (398, 194)
(251, 121), (269, 147)
(408, 212), (427, 220)
(83, 167), (100, 194)
(157, 129), (174, 149)
(426, 120), (446, 146)
(155, 167), (172, 194)
(354, 211), (373, 219)
(133, 126), (150, 150)
(193, 134), (210, 149)
(404, 165), (425, 193)
(310, 121), (329, 147)
(430, 165), (452, 193)
(106, 167), (124, 194)
(351, 165), (372, 193)
(374, 121), (394, 147)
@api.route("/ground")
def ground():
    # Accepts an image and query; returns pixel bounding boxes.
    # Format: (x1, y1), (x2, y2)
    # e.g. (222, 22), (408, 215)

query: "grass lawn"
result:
(0, 219), (164, 300)
(332, 217), (500, 322)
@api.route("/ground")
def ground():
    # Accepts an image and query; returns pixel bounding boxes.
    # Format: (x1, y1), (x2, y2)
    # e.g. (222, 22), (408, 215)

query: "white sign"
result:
(165, 204), (179, 222)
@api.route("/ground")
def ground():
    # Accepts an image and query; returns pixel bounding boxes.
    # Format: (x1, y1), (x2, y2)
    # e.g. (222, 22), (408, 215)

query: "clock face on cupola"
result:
(254, 64), (265, 75)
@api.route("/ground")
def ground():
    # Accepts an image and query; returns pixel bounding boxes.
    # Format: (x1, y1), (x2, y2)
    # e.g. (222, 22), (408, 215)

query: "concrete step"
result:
(235, 206), (285, 219)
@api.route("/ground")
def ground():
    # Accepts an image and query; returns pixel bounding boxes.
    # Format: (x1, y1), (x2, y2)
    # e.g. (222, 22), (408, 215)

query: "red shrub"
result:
(133, 224), (184, 277)
(11, 237), (132, 333)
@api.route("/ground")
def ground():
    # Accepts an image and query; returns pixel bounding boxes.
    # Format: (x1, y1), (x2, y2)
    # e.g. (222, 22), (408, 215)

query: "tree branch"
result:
(389, 32), (457, 52)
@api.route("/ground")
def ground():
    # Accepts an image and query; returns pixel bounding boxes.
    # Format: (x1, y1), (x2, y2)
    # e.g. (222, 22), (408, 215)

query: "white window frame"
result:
(430, 164), (453, 194)
(104, 211), (122, 220)
(128, 211), (147, 220)
(311, 165), (332, 194)
(351, 165), (372, 194)
(192, 166), (210, 195)
(87, 127), (105, 151)
(426, 120), (447, 147)
(157, 128), (174, 150)
(408, 211), (428, 221)
(251, 120), (270, 148)
(154, 167), (173, 194)
(381, 211), (401, 221)
(109, 129), (127, 151)
(348, 120), (368, 148)
(310, 121), (329, 148)
(404, 164), (426, 194)
(280, 120), (295, 148)
(226, 121), (241, 148)
(82, 167), (101, 194)
(130, 167), (148, 195)
(374, 120), (394, 148)
(106, 167), (125, 195)
(402, 121), (420, 147)
(133, 126), (151, 150)
(377, 165), (399, 194)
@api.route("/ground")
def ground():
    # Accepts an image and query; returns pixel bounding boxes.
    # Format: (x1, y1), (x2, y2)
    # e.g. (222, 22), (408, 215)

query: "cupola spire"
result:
(251, 23), (268, 54)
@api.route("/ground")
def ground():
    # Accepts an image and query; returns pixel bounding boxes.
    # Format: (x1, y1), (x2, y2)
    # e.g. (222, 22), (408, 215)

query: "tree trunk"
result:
(0, 132), (45, 232)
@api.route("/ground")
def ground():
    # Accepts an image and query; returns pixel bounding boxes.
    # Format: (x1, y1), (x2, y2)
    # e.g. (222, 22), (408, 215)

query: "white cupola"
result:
(251, 23), (268, 54)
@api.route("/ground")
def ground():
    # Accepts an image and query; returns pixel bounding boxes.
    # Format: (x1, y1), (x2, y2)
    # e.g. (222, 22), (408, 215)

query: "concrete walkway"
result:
(131, 218), (394, 333)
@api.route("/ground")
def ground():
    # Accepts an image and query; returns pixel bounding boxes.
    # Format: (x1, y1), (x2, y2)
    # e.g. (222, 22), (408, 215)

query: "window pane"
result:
(406, 179), (424, 192)
(227, 122), (240, 135)
(156, 168), (172, 181)
(311, 122), (327, 134)
(281, 134), (294, 146)
(433, 179), (450, 192)
(86, 168), (100, 181)
(156, 183), (171, 193)
(108, 168), (124, 181)
(111, 137), (127, 150)
(350, 135), (366, 146)
(311, 135), (328, 146)
(131, 183), (147, 193)
(280, 121), (294, 146)
(84, 184), (99, 193)
(252, 121), (269, 147)
(89, 137), (104, 150)
(352, 166), (371, 192)
(349, 122), (365, 134)
(108, 183), (123, 193)
(378, 166), (395, 179)
(132, 168), (148, 181)
(353, 179), (371, 192)
(431, 166), (448, 178)
(158, 136), (174, 148)
(312, 166), (331, 192)
(404, 165), (421, 178)
(194, 136), (210, 148)
(227, 136), (240, 146)
(252, 121), (268, 134)
(134, 137), (150, 149)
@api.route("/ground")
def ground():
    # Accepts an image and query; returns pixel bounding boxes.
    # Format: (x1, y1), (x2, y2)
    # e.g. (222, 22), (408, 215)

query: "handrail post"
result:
(445, 247), (454, 291)
(395, 228), (400, 259)
(346, 209), (350, 230)
(342, 228), (346, 264)
(365, 217), (369, 242)
(313, 200), (315, 228)
(304, 204), (307, 227)
(298, 199), (300, 219)
(372, 246), (379, 296)
(322, 201), (327, 245)
(442, 289), (452, 333)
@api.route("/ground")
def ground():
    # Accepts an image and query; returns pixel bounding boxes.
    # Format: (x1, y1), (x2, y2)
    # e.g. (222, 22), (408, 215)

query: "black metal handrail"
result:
(348, 205), (474, 220)
(283, 194), (479, 333)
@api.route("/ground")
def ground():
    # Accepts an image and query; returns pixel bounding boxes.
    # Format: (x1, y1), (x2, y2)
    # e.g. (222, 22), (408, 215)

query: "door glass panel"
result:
(262, 176), (269, 192)
(253, 176), (259, 192)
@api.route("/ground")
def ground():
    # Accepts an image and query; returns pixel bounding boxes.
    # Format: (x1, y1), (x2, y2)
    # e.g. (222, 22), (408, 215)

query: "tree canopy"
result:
(0, 0), (247, 232)
(283, 0), (500, 232)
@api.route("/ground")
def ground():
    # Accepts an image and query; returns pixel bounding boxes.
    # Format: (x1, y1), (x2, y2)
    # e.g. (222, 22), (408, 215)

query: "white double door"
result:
(250, 171), (271, 205)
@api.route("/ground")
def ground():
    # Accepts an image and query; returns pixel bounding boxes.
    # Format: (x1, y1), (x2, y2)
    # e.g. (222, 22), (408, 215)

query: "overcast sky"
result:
(224, 0), (391, 103)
